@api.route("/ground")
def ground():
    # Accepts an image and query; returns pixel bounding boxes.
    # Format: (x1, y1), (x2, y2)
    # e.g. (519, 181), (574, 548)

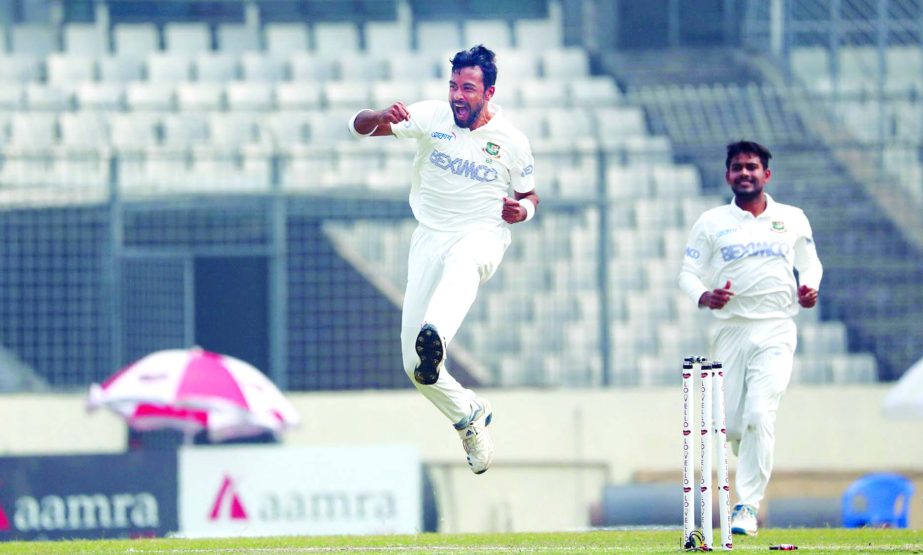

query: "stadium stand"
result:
(0, 0), (916, 391)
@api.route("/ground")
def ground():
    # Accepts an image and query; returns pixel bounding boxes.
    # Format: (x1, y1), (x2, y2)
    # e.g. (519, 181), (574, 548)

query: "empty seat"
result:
(323, 81), (370, 109)
(265, 23), (309, 55)
(0, 85), (23, 109)
(365, 21), (412, 52)
(289, 52), (336, 82)
(0, 146), (56, 187)
(652, 164), (701, 197)
(262, 111), (311, 146)
(570, 78), (621, 107)
(75, 82), (125, 111)
(58, 112), (109, 147)
(503, 108), (546, 143)
(416, 21), (463, 52)
(46, 54), (96, 86)
(556, 166), (599, 199)
(308, 109), (357, 142)
(790, 46), (830, 89)
(147, 53), (192, 82)
(635, 196), (682, 228)
(126, 82), (175, 111)
(194, 53), (238, 82)
(519, 79), (567, 108)
(275, 82), (323, 111)
(462, 20), (513, 50)
(226, 82), (274, 111)
(643, 258), (682, 292)
(545, 107), (595, 141)
(241, 52), (286, 82)
(371, 81), (421, 106)
(624, 135), (673, 165)
(514, 18), (563, 50)
(542, 48), (590, 79)
(54, 147), (110, 187)
(24, 84), (72, 111)
(606, 165), (653, 199)
(680, 195), (723, 227)
(0, 55), (41, 82)
(113, 24), (160, 58)
(842, 473), (914, 528)
(164, 23), (211, 53)
(216, 24), (260, 54)
(10, 113), (58, 147)
(339, 53), (388, 81)
(10, 24), (56, 57)
(98, 56), (144, 83)
(610, 228), (663, 259)
(490, 79), (520, 108)
(162, 113), (208, 148)
(142, 146), (194, 192)
(109, 113), (161, 149)
(208, 113), (261, 147)
(313, 22), (360, 55)
(63, 23), (108, 56)
(387, 51), (440, 81)
(176, 82), (224, 111)
(420, 78), (450, 101)
(493, 49), (540, 81)
(281, 143), (337, 189)
(595, 106), (647, 138)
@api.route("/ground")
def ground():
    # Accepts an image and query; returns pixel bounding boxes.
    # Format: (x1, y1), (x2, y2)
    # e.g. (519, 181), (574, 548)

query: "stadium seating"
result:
(0, 2), (883, 390)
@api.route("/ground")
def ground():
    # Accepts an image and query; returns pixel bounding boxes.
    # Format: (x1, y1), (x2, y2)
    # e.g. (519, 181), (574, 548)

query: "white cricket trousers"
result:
(400, 223), (510, 429)
(710, 317), (796, 510)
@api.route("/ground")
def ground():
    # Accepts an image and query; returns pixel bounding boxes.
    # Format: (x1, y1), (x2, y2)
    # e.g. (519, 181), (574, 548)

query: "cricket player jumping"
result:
(349, 45), (539, 474)
(678, 141), (823, 534)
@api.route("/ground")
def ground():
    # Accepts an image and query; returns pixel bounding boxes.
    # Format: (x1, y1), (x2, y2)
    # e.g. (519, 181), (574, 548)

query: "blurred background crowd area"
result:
(0, 0), (922, 396)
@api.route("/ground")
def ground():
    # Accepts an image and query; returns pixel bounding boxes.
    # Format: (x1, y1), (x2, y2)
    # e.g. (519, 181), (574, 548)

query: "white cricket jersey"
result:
(678, 193), (823, 320)
(390, 100), (536, 232)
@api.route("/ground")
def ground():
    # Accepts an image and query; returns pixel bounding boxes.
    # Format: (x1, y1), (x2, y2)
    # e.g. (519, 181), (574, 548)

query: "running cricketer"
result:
(678, 140), (823, 535)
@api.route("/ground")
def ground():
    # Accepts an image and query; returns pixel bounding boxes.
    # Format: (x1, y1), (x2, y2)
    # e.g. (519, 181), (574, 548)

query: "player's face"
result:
(726, 152), (770, 201)
(449, 66), (494, 129)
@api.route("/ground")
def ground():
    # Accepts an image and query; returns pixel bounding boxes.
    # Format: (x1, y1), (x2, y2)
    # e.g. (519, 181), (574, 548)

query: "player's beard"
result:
(731, 179), (763, 202)
(453, 99), (484, 129)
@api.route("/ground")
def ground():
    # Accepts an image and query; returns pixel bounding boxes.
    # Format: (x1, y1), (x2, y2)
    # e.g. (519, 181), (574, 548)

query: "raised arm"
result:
(350, 104), (411, 138)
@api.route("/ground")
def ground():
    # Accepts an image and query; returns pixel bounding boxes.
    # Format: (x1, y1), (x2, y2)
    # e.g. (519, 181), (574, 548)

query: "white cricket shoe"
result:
(730, 503), (758, 536)
(457, 398), (494, 475)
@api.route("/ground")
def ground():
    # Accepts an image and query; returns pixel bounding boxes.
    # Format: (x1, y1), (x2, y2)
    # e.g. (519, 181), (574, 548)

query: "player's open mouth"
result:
(453, 104), (469, 119)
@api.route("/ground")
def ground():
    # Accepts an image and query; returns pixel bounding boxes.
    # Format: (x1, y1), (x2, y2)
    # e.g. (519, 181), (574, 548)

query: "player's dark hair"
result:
(726, 140), (772, 170)
(450, 44), (498, 90)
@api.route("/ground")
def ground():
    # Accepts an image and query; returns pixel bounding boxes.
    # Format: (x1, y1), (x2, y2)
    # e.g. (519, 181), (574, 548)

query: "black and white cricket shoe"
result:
(414, 323), (444, 385)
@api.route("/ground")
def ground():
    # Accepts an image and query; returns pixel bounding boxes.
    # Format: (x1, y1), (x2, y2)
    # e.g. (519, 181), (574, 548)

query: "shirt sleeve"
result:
(678, 216), (711, 305)
(510, 142), (536, 194)
(793, 212), (823, 289)
(390, 100), (437, 140)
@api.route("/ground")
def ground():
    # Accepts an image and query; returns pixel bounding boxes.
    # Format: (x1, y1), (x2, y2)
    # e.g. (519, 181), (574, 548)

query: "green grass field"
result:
(3, 529), (923, 555)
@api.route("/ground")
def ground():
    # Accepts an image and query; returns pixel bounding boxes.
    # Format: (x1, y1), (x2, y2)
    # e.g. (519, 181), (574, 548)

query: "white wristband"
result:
(518, 198), (535, 222)
(348, 109), (378, 138)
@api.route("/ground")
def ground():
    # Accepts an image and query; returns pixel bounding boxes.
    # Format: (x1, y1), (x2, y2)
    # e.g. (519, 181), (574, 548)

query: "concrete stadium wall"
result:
(2, 385), (921, 532)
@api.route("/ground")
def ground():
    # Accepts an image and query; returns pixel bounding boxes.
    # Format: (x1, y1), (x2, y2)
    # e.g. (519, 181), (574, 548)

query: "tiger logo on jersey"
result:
(771, 221), (786, 232)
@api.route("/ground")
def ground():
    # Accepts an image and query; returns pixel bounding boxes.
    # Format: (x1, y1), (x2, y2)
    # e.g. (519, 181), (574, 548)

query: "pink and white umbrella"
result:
(87, 348), (300, 442)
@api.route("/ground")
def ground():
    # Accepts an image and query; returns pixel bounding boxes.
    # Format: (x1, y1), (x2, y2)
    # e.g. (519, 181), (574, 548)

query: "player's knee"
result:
(743, 408), (776, 433)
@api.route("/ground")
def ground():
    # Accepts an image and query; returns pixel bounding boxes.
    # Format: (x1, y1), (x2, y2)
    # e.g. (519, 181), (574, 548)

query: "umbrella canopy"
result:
(87, 348), (300, 442)
(882, 356), (923, 419)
